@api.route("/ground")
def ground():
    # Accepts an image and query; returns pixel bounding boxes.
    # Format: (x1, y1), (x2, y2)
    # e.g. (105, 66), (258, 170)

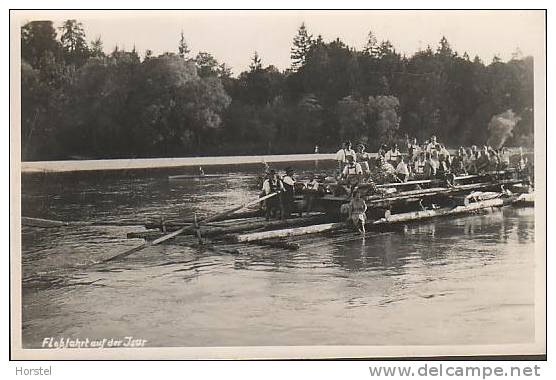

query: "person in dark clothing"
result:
(261, 169), (284, 220)
(281, 167), (296, 219)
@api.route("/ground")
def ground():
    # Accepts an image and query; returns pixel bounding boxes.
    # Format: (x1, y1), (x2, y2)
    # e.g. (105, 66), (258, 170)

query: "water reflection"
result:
(20, 163), (535, 347)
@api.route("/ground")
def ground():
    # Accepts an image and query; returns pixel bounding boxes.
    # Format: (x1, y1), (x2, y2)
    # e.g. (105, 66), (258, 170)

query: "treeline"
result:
(21, 20), (534, 160)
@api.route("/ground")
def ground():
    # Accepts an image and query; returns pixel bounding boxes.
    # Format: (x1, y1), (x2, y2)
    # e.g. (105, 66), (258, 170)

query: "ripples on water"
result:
(21, 162), (535, 348)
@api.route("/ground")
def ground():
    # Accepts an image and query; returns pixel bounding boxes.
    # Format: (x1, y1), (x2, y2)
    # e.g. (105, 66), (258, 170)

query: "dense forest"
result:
(20, 20), (534, 161)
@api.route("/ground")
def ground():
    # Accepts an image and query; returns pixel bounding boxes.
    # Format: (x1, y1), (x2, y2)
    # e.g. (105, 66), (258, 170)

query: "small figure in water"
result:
(348, 188), (367, 235)
(199, 166), (205, 176)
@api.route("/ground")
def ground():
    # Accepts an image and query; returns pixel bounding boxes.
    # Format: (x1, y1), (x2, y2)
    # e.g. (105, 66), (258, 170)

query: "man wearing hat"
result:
(281, 167), (296, 219)
(335, 141), (356, 172)
(262, 169), (284, 220)
(340, 154), (363, 195)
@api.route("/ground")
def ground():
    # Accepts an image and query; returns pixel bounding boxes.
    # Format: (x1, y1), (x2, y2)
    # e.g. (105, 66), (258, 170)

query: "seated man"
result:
(437, 154), (450, 178)
(450, 148), (467, 175)
(395, 155), (410, 182)
(372, 155), (397, 184)
(424, 152), (438, 179)
(476, 150), (490, 173)
(413, 151), (426, 178)
(385, 143), (401, 167)
(340, 154), (363, 195)
(303, 172), (322, 212)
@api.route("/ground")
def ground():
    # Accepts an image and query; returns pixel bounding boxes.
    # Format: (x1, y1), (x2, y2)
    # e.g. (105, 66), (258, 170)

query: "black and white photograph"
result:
(10, 9), (546, 360)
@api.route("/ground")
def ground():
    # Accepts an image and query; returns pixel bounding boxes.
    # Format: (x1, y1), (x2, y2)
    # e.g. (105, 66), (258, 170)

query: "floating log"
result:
(23, 216), (158, 228)
(233, 222), (344, 242)
(134, 214), (330, 239)
(127, 230), (162, 239)
(22, 217), (69, 228)
(451, 191), (502, 206)
(373, 197), (517, 225)
(514, 192), (534, 206)
(145, 210), (264, 228)
(168, 174), (226, 180)
(104, 191), (280, 262)
(375, 179), (437, 188)
(249, 239), (301, 250)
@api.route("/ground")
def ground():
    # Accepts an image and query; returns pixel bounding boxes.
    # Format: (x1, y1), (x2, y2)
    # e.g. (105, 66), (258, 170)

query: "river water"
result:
(20, 161), (536, 348)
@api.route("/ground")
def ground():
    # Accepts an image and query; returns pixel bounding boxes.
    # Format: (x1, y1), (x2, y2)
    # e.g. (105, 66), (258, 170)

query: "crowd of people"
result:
(259, 136), (531, 233)
(335, 136), (530, 186)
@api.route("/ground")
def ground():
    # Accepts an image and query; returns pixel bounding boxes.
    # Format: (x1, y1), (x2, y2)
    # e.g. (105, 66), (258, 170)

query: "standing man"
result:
(336, 142), (347, 172)
(355, 143), (371, 175)
(336, 141), (356, 172)
(406, 137), (420, 160)
(262, 169), (284, 220)
(426, 135), (438, 153)
(281, 167), (296, 218)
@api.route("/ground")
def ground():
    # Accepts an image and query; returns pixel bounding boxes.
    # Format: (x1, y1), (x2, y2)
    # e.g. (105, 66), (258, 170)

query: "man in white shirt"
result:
(281, 167), (296, 218)
(303, 173), (320, 212)
(336, 141), (356, 172)
(385, 144), (401, 166)
(426, 135), (438, 153)
(261, 169), (284, 220)
(341, 155), (362, 195)
(395, 156), (410, 182)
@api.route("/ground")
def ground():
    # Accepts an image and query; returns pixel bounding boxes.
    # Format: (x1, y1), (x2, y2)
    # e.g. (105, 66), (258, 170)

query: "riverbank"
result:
(21, 153), (337, 173)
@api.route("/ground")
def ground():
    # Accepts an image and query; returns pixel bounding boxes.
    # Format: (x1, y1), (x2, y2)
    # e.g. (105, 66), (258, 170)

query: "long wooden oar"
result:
(103, 192), (279, 262)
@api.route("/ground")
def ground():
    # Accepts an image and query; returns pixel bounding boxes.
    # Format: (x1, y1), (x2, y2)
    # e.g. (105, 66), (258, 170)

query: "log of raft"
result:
(23, 216), (161, 228)
(168, 174), (226, 180)
(450, 191), (502, 206)
(233, 222), (345, 242)
(104, 191), (280, 262)
(514, 192), (535, 206)
(132, 214), (331, 239)
(145, 209), (264, 228)
(249, 239), (301, 250)
(373, 197), (517, 225)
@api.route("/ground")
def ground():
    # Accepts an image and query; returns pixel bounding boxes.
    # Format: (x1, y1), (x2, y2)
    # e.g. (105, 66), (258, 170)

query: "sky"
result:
(22, 10), (545, 76)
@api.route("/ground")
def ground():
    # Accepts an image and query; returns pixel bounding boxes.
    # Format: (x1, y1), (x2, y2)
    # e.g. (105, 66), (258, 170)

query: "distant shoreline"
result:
(21, 153), (338, 173)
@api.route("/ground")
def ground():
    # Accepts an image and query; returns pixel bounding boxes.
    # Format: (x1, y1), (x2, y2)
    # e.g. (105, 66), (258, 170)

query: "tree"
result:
(89, 36), (104, 57)
(178, 30), (190, 58)
(290, 23), (313, 70)
(59, 20), (89, 66)
(368, 96), (401, 146)
(437, 36), (453, 57)
(364, 30), (379, 57)
(21, 21), (61, 69)
(128, 54), (230, 156)
(249, 51), (262, 71)
(195, 51), (220, 77)
(337, 96), (368, 142)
